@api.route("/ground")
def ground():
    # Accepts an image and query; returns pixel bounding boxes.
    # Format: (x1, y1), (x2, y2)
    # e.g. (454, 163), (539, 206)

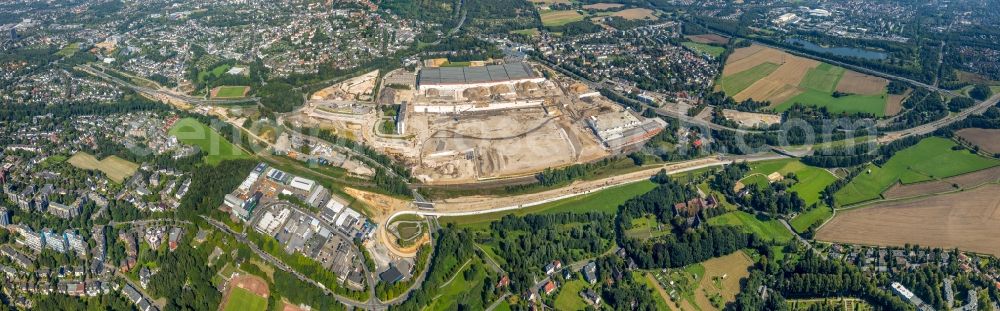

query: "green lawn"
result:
(215, 86), (249, 98)
(776, 90), (887, 116)
(682, 42), (726, 58)
(554, 279), (590, 310)
(720, 62), (781, 96)
(708, 211), (792, 243)
(223, 287), (267, 311)
(625, 215), (673, 240)
(739, 174), (770, 189)
(798, 63), (846, 93)
(790, 206), (833, 233)
(441, 180), (657, 228)
(57, 43), (80, 57)
(168, 117), (250, 165)
(834, 137), (1000, 205)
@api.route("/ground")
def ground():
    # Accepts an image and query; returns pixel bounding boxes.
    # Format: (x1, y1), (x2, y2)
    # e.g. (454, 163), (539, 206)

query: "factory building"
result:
(587, 110), (667, 154)
(416, 62), (545, 100)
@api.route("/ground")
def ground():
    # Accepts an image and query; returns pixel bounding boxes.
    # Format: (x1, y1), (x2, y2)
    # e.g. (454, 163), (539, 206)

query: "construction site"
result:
(291, 61), (667, 185)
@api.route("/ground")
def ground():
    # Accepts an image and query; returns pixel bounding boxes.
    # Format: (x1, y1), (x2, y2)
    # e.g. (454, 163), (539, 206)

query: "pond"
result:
(785, 38), (887, 60)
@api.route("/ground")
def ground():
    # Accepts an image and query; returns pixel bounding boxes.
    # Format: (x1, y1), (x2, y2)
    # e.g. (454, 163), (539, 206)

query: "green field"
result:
(720, 62), (781, 96)
(214, 86), (249, 98)
(682, 42), (726, 58)
(223, 287), (267, 311)
(168, 117), (250, 165)
(441, 180), (657, 228)
(426, 258), (493, 311)
(708, 211), (793, 243)
(790, 206), (833, 233)
(625, 215), (672, 240)
(748, 159), (837, 206)
(57, 43), (80, 57)
(835, 137), (1000, 205)
(554, 279), (590, 310)
(776, 90), (887, 116)
(739, 174), (770, 189)
(511, 28), (540, 36)
(198, 64), (232, 83)
(798, 63), (845, 92)
(67, 152), (140, 183)
(540, 10), (585, 27)
(440, 61), (472, 67)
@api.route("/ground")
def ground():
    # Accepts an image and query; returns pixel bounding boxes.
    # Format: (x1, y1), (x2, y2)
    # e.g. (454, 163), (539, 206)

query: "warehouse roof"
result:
(418, 62), (536, 86)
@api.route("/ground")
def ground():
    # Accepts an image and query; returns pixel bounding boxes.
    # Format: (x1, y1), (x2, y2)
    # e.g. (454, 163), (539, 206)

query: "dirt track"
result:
(818, 184), (1000, 256)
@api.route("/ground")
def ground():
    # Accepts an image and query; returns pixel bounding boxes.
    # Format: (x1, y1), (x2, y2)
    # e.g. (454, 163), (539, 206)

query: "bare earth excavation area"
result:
(818, 184), (1000, 256)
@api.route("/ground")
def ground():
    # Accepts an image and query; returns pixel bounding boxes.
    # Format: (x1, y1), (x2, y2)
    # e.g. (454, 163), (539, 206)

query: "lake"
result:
(785, 38), (887, 60)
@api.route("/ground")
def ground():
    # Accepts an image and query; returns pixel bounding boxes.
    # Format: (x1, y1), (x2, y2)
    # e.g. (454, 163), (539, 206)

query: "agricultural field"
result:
(540, 10), (585, 27)
(882, 166), (1000, 200)
(582, 3), (623, 10)
(719, 45), (891, 116)
(511, 28), (540, 37)
(834, 137), (1000, 206)
(554, 279), (591, 310)
(211, 86), (250, 98)
(819, 184), (1000, 257)
(67, 152), (139, 183)
(956, 128), (1000, 154)
(682, 42), (726, 58)
(440, 180), (656, 228)
(168, 117), (250, 165)
(609, 8), (656, 20)
(708, 211), (792, 243)
(650, 251), (753, 311)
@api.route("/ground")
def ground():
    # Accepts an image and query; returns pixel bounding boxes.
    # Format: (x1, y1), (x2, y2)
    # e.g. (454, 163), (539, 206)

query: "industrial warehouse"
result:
(416, 62), (546, 100)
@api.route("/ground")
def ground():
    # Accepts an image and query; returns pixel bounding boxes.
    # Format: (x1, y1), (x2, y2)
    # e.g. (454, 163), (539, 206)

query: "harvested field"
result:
(818, 184), (1000, 257)
(686, 34), (729, 45)
(694, 251), (753, 311)
(885, 90), (909, 116)
(883, 166), (1000, 200)
(582, 3), (623, 10)
(721, 45), (888, 115)
(67, 152), (139, 183)
(835, 71), (888, 96)
(540, 10), (585, 27)
(611, 8), (656, 20)
(957, 128), (1000, 154)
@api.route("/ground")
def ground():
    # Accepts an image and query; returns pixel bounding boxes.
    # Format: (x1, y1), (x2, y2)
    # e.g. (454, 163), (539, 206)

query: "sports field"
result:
(719, 45), (890, 116)
(168, 117), (250, 165)
(211, 86), (250, 98)
(540, 10), (585, 27)
(682, 42), (725, 58)
(223, 287), (267, 311)
(834, 137), (1000, 205)
(708, 211), (792, 243)
(67, 152), (139, 183)
(441, 180), (656, 228)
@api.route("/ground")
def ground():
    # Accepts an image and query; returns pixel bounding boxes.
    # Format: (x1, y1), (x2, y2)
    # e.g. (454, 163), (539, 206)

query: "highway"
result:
(386, 153), (787, 221)
(77, 64), (259, 105)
